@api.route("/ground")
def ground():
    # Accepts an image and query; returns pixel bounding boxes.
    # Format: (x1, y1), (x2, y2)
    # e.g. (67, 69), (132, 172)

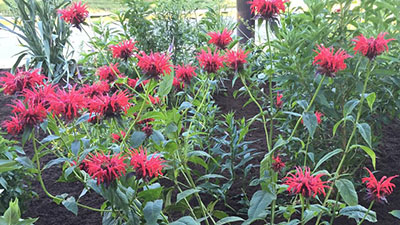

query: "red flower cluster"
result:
(129, 147), (165, 180)
(207, 29), (233, 49)
(88, 91), (131, 118)
(197, 48), (225, 74)
(58, 1), (89, 30)
(48, 86), (87, 120)
(96, 63), (120, 82)
(111, 131), (126, 143)
(84, 152), (127, 185)
(0, 69), (45, 95)
(127, 78), (149, 91)
(109, 40), (137, 61)
(80, 81), (110, 97)
(2, 100), (47, 135)
(283, 166), (330, 198)
(225, 49), (249, 72)
(276, 92), (283, 108)
(175, 64), (197, 83)
(23, 83), (56, 108)
(248, 0), (287, 20)
(352, 32), (395, 60)
(313, 45), (350, 77)
(137, 52), (172, 78)
(272, 155), (285, 172)
(362, 168), (398, 203)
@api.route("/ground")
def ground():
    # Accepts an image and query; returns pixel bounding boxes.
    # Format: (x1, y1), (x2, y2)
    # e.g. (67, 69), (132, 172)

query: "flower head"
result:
(276, 92), (283, 108)
(58, 1), (89, 30)
(129, 147), (165, 180)
(23, 83), (56, 108)
(48, 86), (87, 120)
(80, 81), (110, 97)
(0, 69), (45, 95)
(313, 45), (350, 77)
(148, 95), (160, 105)
(207, 29), (233, 49)
(111, 131), (126, 143)
(225, 49), (249, 72)
(85, 152), (127, 185)
(352, 33), (395, 60)
(283, 166), (330, 198)
(272, 155), (285, 172)
(248, 0), (288, 20)
(362, 168), (398, 203)
(197, 48), (225, 74)
(96, 63), (120, 82)
(88, 91), (131, 118)
(173, 77), (185, 90)
(137, 52), (172, 78)
(109, 40), (137, 61)
(175, 64), (197, 83)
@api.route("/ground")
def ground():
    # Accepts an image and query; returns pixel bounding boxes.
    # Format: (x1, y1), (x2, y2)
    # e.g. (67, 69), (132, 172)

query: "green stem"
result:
(303, 134), (311, 167)
(357, 201), (374, 225)
(300, 195), (305, 225)
(266, 20), (274, 154)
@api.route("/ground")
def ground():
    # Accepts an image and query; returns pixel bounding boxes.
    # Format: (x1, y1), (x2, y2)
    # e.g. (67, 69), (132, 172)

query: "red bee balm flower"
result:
(175, 64), (197, 83)
(362, 168), (398, 203)
(137, 52), (172, 78)
(207, 29), (233, 49)
(276, 92), (283, 108)
(23, 83), (56, 108)
(197, 48), (225, 74)
(127, 78), (150, 91)
(272, 155), (285, 172)
(88, 91), (131, 118)
(284, 167), (330, 198)
(129, 147), (165, 180)
(111, 131), (126, 143)
(352, 33), (395, 60)
(313, 45), (350, 77)
(85, 152), (127, 185)
(109, 40), (137, 61)
(80, 81), (110, 97)
(248, 0), (288, 20)
(58, 1), (89, 30)
(96, 63), (120, 82)
(48, 86), (87, 120)
(173, 77), (185, 90)
(225, 49), (249, 72)
(0, 69), (45, 95)
(2, 100), (47, 135)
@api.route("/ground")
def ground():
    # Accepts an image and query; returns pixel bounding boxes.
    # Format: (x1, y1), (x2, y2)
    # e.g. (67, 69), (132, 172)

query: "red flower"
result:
(85, 152), (127, 185)
(129, 147), (165, 180)
(301, 111), (323, 125)
(2, 100), (47, 135)
(276, 92), (283, 108)
(111, 131), (126, 143)
(248, 0), (287, 20)
(58, 1), (89, 30)
(173, 77), (185, 90)
(283, 166), (330, 198)
(352, 32), (395, 60)
(362, 168), (398, 203)
(88, 91), (131, 118)
(207, 29), (233, 49)
(80, 81), (110, 97)
(0, 69), (45, 95)
(23, 83), (56, 108)
(313, 45), (350, 77)
(197, 48), (225, 74)
(109, 40), (137, 61)
(175, 64), (197, 83)
(148, 95), (160, 105)
(142, 123), (153, 137)
(137, 52), (172, 78)
(48, 86), (87, 120)
(272, 155), (285, 172)
(225, 49), (249, 72)
(127, 78), (149, 91)
(96, 63), (120, 82)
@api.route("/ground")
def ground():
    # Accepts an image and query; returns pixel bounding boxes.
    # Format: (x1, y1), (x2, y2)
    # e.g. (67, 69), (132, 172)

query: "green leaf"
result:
(43, 158), (70, 170)
(366, 92), (376, 112)
(143, 200), (163, 225)
(71, 140), (80, 156)
(296, 100), (308, 110)
(169, 216), (200, 225)
(248, 190), (276, 220)
(339, 205), (377, 223)
(177, 189), (201, 203)
(130, 131), (147, 148)
(390, 210), (400, 220)
(351, 145), (376, 170)
(40, 135), (60, 144)
(157, 71), (174, 97)
(197, 174), (227, 182)
(313, 149), (343, 172)
(343, 99), (359, 116)
(150, 130), (165, 145)
(356, 123), (372, 148)
(303, 112), (317, 137)
(333, 116), (354, 137)
(138, 183), (162, 202)
(15, 157), (35, 169)
(335, 179), (358, 206)
(3, 198), (20, 224)
(215, 216), (244, 225)
(62, 196), (78, 216)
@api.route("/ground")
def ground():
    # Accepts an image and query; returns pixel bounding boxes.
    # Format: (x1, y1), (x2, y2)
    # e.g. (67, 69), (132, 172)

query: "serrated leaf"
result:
(248, 190), (276, 220)
(339, 205), (377, 223)
(62, 196), (78, 215)
(303, 112), (317, 137)
(71, 140), (80, 156)
(130, 131), (147, 148)
(177, 189), (200, 203)
(158, 72), (174, 97)
(150, 130), (164, 145)
(143, 200), (163, 225)
(357, 123), (372, 148)
(335, 179), (358, 206)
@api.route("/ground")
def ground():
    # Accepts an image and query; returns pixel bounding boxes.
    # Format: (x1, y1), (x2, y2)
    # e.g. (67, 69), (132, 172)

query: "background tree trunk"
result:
(236, 0), (254, 43)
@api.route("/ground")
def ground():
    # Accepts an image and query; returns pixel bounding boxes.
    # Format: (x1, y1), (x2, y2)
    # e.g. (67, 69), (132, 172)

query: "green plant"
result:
(0, 198), (37, 225)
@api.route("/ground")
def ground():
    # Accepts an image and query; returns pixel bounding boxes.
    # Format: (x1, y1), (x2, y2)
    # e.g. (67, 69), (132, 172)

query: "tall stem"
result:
(266, 21), (274, 151)
(357, 201), (374, 225)
(315, 60), (374, 225)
